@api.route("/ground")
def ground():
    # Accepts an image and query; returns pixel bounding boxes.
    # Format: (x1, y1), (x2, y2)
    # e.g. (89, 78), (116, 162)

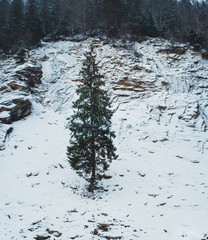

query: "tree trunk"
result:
(88, 130), (96, 193)
(88, 177), (94, 193)
(88, 159), (95, 192)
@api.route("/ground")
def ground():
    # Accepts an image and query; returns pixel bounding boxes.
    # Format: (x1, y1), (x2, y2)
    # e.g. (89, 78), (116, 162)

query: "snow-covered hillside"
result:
(0, 37), (208, 240)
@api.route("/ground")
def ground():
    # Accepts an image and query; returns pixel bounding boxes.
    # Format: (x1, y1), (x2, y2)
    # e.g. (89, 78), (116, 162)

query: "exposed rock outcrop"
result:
(157, 45), (187, 55)
(0, 60), (43, 149)
(0, 99), (32, 124)
(0, 61), (42, 126)
(16, 65), (42, 88)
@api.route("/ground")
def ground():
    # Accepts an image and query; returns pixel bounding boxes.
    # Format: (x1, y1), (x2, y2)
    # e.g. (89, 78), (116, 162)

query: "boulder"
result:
(0, 99), (32, 124)
(8, 81), (27, 91)
(35, 236), (50, 240)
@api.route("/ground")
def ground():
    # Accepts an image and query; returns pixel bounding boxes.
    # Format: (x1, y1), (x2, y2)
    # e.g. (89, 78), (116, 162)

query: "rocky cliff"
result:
(0, 37), (208, 240)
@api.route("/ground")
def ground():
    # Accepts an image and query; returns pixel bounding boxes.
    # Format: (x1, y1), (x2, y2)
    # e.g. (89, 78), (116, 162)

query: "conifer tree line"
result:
(0, 0), (208, 53)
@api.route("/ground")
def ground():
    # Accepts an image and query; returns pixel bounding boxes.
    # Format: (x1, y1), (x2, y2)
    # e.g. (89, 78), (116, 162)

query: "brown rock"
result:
(157, 46), (187, 55)
(0, 86), (11, 94)
(98, 223), (109, 232)
(93, 229), (98, 235)
(35, 236), (50, 240)
(0, 99), (31, 124)
(8, 81), (27, 91)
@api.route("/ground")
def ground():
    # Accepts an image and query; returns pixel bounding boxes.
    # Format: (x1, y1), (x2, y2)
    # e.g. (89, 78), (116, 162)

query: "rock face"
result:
(0, 99), (32, 124)
(0, 61), (42, 126)
(0, 59), (42, 148)
(16, 65), (42, 88)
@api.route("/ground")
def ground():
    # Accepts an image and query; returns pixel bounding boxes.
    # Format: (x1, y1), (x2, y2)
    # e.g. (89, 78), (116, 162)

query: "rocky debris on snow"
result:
(93, 224), (123, 239)
(46, 228), (62, 237)
(98, 223), (111, 232)
(26, 172), (39, 177)
(201, 233), (208, 240)
(137, 171), (146, 177)
(148, 194), (159, 198)
(34, 236), (50, 240)
(28, 220), (43, 232)
(157, 203), (167, 207)
(68, 209), (78, 213)
(103, 175), (112, 179)
(101, 236), (123, 240)
(93, 228), (99, 235)
(0, 125), (13, 150)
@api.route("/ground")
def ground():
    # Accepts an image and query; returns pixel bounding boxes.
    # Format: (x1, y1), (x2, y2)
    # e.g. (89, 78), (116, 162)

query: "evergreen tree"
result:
(125, 0), (143, 35)
(4, 0), (24, 51)
(178, 0), (194, 41)
(159, 0), (177, 38)
(50, 0), (64, 35)
(24, 0), (43, 44)
(85, 0), (99, 32)
(40, 0), (51, 36)
(0, 0), (9, 50)
(0, 0), (9, 31)
(101, 0), (126, 36)
(53, 16), (69, 37)
(67, 45), (117, 192)
(1, 0), (208, 52)
(60, 0), (78, 34)
(141, 9), (159, 37)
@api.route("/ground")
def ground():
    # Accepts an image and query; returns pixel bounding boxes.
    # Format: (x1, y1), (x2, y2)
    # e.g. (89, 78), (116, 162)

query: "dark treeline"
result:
(0, 0), (208, 53)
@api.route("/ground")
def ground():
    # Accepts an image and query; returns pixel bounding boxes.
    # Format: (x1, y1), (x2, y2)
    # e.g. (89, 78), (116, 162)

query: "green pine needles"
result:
(67, 45), (117, 192)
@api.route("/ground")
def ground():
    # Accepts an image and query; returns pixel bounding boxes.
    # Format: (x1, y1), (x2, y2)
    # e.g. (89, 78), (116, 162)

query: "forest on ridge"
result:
(0, 0), (208, 52)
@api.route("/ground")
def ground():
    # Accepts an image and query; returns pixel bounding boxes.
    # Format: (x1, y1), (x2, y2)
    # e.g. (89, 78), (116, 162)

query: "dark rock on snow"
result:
(0, 99), (31, 124)
(35, 236), (50, 240)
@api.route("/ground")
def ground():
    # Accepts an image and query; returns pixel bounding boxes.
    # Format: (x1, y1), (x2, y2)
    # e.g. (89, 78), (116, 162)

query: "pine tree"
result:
(141, 9), (159, 37)
(50, 0), (64, 35)
(0, 0), (9, 50)
(125, 0), (143, 35)
(101, 0), (126, 36)
(0, 0), (9, 31)
(178, 0), (194, 41)
(4, 0), (24, 52)
(85, 0), (99, 32)
(24, 0), (43, 44)
(159, 0), (177, 38)
(67, 45), (117, 192)
(40, 0), (51, 36)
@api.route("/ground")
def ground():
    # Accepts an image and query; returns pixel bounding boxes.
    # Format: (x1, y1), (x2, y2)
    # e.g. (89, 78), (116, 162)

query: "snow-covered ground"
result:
(0, 37), (208, 240)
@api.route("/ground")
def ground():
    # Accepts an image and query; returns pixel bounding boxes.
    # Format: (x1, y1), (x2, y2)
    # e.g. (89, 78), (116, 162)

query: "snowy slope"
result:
(0, 37), (208, 240)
